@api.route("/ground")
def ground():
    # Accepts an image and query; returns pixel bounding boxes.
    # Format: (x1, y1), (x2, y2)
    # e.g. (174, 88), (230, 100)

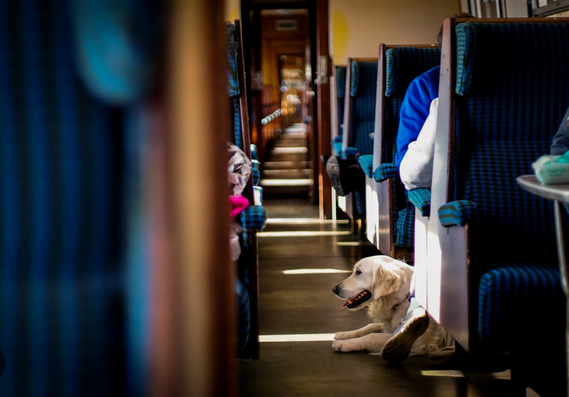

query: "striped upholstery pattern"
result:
(358, 154), (374, 178)
(336, 66), (346, 142)
(0, 1), (128, 395)
(341, 146), (358, 160)
(349, 61), (377, 156)
(385, 50), (400, 97)
(477, 261), (564, 344)
(354, 187), (366, 218)
(396, 207), (414, 248)
(333, 136), (343, 156)
(451, 22), (569, 345)
(233, 98), (243, 149)
(385, 47), (441, 99)
(226, 24), (243, 150)
(373, 163), (398, 182)
(380, 47), (441, 248)
(251, 160), (261, 186)
(226, 23), (240, 97)
(408, 188), (431, 217)
(236, 278), (251, 347)
(242, 205), (267, 230)
(455, 23), (476, 96)
(227, 22), (253, 349)
(438, 200), (477, 227)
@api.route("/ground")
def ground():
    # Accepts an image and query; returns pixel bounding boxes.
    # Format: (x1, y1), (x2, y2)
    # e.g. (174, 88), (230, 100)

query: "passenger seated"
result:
(395, 68), (439, 173)
(399, 97), (438, 190)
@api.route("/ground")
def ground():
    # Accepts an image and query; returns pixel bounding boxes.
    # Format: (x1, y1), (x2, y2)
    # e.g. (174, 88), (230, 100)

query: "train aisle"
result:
(237, 200), (524, 397)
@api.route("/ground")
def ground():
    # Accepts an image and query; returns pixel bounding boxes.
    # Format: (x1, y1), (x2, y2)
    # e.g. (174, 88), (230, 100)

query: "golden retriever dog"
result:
(331, 255), (454, 358)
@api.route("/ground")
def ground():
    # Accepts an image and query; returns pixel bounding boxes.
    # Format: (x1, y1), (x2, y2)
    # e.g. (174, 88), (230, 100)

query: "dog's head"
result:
(332, 255), (412, 311)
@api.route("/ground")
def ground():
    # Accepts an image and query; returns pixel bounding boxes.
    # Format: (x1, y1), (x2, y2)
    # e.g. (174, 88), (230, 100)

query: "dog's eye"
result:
(355, 269), (362, 275)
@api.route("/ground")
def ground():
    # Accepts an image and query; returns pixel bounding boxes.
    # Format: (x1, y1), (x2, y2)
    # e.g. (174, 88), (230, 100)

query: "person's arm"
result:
(551, 106), (569, 155)
(399, 99), (438, 190)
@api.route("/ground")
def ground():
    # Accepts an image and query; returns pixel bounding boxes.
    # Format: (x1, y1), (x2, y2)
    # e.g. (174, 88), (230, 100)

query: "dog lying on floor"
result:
(331, 255), (454, 360)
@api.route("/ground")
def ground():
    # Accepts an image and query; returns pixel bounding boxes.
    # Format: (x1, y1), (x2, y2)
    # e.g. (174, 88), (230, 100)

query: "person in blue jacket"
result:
(395, 66), (440, 169)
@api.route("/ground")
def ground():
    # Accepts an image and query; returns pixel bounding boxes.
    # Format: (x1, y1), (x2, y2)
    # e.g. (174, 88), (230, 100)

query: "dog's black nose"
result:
(332, 285), (339, 294)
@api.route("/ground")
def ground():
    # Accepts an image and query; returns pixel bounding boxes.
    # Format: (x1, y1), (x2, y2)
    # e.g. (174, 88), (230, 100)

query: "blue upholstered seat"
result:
(349, 61), (377, 156)
(358, 154), (374, 178)
(444, 21), (569, 349)
(334, 66), (346, 155)
(226, 22), (252, 349)
(375, 47), (440, 250)
(344, 61), (378, 218)
(227, 22), (266, 355)
(0, 1), (135, 394)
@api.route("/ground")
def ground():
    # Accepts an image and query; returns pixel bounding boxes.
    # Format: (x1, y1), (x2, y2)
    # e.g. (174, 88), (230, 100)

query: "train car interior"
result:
(2, 0), (569, 396)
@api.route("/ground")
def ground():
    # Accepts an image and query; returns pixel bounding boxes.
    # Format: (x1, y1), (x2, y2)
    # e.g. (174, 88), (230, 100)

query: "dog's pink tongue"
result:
(342, 300), (351, 307)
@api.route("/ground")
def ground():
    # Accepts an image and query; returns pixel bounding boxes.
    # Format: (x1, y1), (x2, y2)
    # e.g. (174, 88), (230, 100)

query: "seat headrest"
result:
(386, 47), (441, 97)
(226, 23), (240, 97)
(385, 49), (400, 97)
(336, 66), (346, 98)
(455, 22), (476, 96)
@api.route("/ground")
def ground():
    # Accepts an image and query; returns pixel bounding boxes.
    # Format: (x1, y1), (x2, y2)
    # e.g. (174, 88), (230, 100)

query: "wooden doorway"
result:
(240, 0), (332, 216)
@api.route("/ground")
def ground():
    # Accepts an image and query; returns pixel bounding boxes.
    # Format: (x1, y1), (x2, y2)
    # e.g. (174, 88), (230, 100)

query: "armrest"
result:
(358, 155), (374, 178)
(251, 160), (260, 186)
(438, 200), (477, 227)
(341, 147), (358, 160)
(373, 163), (397, 182)
(408, 188), (431, 217)
(241, 205), (267, 230)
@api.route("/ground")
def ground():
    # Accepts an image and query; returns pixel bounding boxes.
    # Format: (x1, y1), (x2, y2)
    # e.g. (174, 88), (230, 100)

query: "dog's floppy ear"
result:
(372, 263), (401, 298)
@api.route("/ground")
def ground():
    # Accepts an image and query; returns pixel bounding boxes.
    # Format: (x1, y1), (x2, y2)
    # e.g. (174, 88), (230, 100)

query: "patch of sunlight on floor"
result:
(526, 388), (540, 397)
(258, 231), (352, 237)
(259, 334), (335, 342)
(491, 370), (511, 380)
(282, 269), (352, 275)
(266, 218), (349, 224)
(421, 370), (465, 378)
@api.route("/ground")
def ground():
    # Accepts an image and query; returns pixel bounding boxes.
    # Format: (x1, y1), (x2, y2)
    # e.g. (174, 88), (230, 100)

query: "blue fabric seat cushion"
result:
(332, 136), (343, 156)
(236, 278), (251, 347)
(241, 205), (267, 230)
(477, 261), (565, 347)
(373, 163), (397, 182)
(354, 185), (365, 219)
(395, 206), (414, 248)
(358, 155), (374, 178)
(438, 199), (476, 227)
(349, 61), (377, 156)
(408, 188), (431, 217)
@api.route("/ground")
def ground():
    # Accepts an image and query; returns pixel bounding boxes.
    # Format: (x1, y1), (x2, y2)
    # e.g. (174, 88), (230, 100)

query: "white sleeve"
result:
(399, 98), (438, 191)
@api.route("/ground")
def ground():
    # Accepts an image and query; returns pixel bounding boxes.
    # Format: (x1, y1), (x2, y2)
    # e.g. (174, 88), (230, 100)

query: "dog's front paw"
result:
(334, 331), (353, 340)
(332, 340), (348, 352)
(332, 339), (360, 353)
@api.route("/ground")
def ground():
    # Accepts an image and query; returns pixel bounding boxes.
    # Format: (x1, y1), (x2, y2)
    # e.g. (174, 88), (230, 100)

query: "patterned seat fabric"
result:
(0, 1), (131, 394)
(451, 22), (569, 347)
(227, 22), (254, 349)
(477, 261), (564, 347)
(358, 154), (374, 178)
(349, 61), (377, 156)
(334, 66), (346, 155)
(348, 61), (378, 218)
(380, 47), (441, 248)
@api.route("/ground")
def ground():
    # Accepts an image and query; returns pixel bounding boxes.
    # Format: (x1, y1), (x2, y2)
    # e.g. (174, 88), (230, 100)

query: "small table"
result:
(517, 175), (569, 396)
